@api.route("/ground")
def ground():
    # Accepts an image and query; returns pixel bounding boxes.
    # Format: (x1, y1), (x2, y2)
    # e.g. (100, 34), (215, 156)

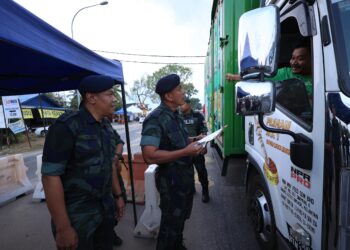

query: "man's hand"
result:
(115, 198), (125, 221)
(184, 141), (205, 156)
(55, 225), (78, 250)
(226, 73), (240, 81)
(201, 146), (208, 155)
(195, 134), (205, 141)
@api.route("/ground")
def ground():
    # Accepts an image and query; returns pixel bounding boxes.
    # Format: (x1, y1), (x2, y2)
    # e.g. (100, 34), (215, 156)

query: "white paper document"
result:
(197, 127), (224, 146)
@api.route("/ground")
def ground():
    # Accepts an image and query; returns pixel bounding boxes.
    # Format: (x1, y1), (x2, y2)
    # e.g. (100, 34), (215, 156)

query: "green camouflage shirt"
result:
(140, 102), (192, 165)
(140, 102), (194, 193)
(180, 110), (208, 137)
(42, 105), (116, 234)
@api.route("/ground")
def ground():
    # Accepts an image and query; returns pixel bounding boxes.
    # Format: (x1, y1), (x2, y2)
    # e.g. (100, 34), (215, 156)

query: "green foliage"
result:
(69, 94), (79, 110)
(190, 97), (202, 110)
(146, 64), (198, 102)
(112, 85), (123, 110)
(130, 75), (154, 106)
(68, 86), (123, 111)
(44, 92), (67, 107)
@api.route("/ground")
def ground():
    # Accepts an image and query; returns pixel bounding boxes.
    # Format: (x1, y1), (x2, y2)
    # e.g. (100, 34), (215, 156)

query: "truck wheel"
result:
(247, 173), (276, 250)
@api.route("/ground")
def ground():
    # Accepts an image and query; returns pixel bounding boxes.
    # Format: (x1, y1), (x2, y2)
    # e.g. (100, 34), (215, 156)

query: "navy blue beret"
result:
(155, 74), (180, 95)
(78, 75), (116, 94)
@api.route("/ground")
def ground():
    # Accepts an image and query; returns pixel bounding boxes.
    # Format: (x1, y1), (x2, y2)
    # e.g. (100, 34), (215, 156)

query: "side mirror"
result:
(235, 81), (275, 115)
(238, 5), (280, 79)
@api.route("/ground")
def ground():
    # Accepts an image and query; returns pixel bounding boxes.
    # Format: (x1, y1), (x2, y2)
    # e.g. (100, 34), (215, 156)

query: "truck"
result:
(205, 0), (260, 175)
(206, 0), (350, 249)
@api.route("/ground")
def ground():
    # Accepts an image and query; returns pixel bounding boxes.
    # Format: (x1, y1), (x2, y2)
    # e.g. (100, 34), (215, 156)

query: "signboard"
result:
(38, 109), (65, 119)
(22, 109), (34, 119)
(8, 119), (26, 134)
(1, 96), (22, 119)
(0, 105), (6, 128)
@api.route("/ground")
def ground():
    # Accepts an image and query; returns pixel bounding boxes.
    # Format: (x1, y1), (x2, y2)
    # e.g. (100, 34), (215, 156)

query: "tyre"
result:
(40, 130), (47, 137)
(247, 172), (277, 250)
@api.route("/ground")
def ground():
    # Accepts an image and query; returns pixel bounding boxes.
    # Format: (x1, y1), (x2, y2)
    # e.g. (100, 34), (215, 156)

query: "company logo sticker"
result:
(291, 167), (311, 189)
(263, 157), (279, 185)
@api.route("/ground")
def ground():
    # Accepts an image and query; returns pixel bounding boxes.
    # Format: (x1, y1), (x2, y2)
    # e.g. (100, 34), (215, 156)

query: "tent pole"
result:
(39, 93), (47, 132)
(18, 99), (31, 148)
(121, 83), (138, 226)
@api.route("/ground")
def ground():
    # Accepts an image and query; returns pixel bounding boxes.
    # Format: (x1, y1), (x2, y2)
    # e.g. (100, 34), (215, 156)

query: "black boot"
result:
(202, 185), (210, 203)
(113, 231), (123, 246)
(175, 236), (188, 250)
(178, 243), (188, 250)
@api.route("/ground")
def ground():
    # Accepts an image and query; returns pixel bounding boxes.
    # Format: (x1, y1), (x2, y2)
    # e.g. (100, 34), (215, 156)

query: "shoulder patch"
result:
(56, 111), (79, 123)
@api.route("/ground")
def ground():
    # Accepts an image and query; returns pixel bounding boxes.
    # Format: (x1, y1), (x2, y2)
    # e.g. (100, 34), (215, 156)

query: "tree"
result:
(147, 64), (198, 102)
(190, 97), (202, 110)
(112, 85), (123, 110)
(130, 75), (153, 109)
(44, 92), (67, 107)
(69, 93), (79, 110)
(69, 85), (123, 110)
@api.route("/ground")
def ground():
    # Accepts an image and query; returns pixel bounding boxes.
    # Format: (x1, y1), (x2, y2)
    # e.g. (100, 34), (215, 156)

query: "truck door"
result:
(243, 2), (325, 249)
(262, 4), (324, 249)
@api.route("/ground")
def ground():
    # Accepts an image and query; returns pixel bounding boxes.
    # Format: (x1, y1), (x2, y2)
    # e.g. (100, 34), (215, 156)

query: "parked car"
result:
(139, 117), (145, 123)
(34, 126), (49, 136)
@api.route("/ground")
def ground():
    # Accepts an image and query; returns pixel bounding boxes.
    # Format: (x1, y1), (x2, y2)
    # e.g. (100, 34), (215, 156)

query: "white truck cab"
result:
(235, 1), (350, 249)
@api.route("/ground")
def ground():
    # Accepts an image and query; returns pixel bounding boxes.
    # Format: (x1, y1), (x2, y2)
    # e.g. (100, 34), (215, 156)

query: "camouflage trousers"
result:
(193, 155), (208, 188)
(155, 167), (194, 250)
(52, 214), (114, 250)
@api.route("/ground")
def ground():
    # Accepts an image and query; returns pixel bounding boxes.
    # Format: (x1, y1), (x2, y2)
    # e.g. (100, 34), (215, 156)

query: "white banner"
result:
(8, 120), (25, 134)
(2, 96), (22, 119)
(0, 105), (6, 128)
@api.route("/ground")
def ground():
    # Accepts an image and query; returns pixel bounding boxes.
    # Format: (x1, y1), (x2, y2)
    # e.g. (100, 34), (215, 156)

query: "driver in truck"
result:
(226, 41), (312, 99)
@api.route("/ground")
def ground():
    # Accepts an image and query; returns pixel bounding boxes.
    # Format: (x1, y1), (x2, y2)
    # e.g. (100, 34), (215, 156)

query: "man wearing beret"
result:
(42, 75), (125, 250)
(141, 73), (206, 250)
(180, 98), (210, 203)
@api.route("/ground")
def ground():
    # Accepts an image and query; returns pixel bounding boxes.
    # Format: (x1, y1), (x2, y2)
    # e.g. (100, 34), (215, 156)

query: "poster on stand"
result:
(1, 96), (22, 119)
(0, 105), (6, 128)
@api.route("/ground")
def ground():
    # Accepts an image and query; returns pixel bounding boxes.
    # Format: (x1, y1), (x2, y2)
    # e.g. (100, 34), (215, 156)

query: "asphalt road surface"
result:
(1, 122), (260, 250)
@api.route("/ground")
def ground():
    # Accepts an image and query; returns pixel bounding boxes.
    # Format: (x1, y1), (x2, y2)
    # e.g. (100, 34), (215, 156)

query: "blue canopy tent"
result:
(0, 1), (137, 224)
(114, 108), (132, 115)
(20, 94), (66, 109)
(0, 1), (123, 94)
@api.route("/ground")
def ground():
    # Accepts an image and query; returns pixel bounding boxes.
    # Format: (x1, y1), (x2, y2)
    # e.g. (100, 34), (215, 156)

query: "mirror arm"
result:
(259, 73), (265, 82)
(258, 114), (300, 142)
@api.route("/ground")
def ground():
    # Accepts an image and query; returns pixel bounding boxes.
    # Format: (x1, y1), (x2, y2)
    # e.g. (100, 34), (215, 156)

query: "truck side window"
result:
(275, 79), (312, 125)
(274, 15), (313, 128)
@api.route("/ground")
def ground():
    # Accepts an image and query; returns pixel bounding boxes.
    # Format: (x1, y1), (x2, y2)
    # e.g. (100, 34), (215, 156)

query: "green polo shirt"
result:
(269, 67), (312, 95)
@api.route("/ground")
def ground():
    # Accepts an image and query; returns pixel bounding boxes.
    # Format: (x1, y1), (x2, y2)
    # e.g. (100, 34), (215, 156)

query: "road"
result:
(112, 122), (143, 155)
(1, 121), (259, 250)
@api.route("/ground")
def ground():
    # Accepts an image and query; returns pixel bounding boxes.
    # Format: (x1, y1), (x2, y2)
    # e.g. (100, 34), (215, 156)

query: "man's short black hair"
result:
(294, 39), (311, 53)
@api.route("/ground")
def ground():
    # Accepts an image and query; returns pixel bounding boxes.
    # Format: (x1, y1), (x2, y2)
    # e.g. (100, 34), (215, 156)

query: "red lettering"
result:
(303, 180), (311, 189)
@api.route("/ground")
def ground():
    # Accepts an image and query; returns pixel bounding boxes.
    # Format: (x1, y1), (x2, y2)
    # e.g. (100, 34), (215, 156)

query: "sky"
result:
(14, 0), (213, 104)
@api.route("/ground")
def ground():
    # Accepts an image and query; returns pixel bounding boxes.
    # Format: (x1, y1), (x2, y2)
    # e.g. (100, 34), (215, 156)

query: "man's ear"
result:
(164, 92), (173, 102)
(86, 93), (97, 104)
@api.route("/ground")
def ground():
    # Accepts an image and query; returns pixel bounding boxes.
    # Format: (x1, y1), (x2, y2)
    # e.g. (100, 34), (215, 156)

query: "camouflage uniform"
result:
(113, 129), (127, 202)
(112, 129), (126, 246)
(140, 102), (194, 250)
(181, 110), (209, 190)
(42, 105), (117, 250)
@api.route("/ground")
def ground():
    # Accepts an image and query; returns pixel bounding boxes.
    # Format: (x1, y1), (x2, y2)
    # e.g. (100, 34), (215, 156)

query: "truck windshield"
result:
(329, 0), (350, 95)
